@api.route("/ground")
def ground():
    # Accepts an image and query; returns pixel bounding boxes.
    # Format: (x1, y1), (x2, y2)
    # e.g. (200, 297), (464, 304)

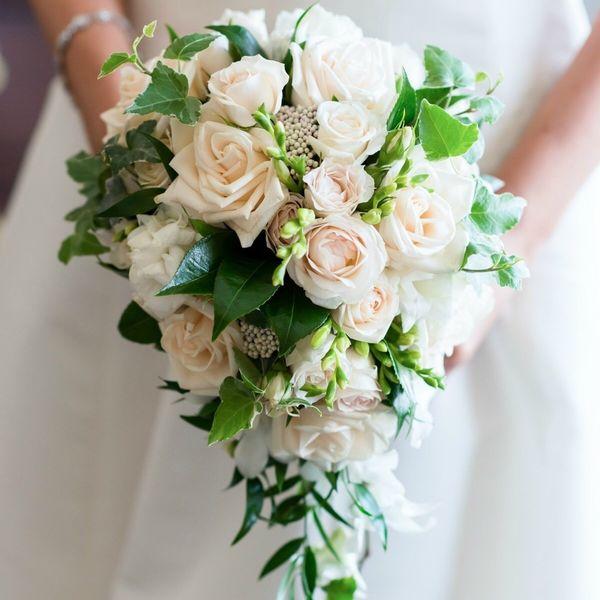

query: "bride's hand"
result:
(29, 0), (130, 151)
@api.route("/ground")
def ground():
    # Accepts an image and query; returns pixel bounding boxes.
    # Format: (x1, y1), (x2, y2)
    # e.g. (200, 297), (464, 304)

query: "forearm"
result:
(496, 16), (600, 258)
(29, 0), (130, 150)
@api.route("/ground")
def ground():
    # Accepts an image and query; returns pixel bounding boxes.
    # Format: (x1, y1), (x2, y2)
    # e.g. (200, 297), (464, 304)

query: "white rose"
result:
(287, 215), (387, 309)
(96, 219), (135, 270)
(266, 193), (303, 250)
(160, 121), (286, 248)
(183, 36), (232, 99)
(213, 9), (269, 49)
(393, 43), (426, 88)
(207, 55), (288, 127)
(270, 404), (396, 469)
(347, 451), (435, 532)
(269, 6), (363, 60)
(334, 273), (400, 343)
(303, 159), (374, 217)
(291, 37), (396, 114)
(378, 186), (468, 276)
(159, 300), (241, 396)
(335, 351), (382, 413)
(310, 101), (386, 164)
(127, 205), (198, 319)
(134, 161), (171, 189)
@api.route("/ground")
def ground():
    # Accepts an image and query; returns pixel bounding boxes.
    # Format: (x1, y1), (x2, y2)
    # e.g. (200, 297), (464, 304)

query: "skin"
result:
(30, 4), (600, 368)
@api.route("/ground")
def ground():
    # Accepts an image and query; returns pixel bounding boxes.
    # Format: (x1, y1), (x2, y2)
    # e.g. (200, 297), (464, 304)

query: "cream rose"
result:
(182, 36), (232, 100)
(266, 193), (303, 250)
(159, 301), (241, 396)
(334, 273), (400, 343)
(160, 121), (286, 247)
(268, 6), (363, 60)
(287, 215), (387, 309)
(291, 37), (396, 114)
(303, 159), (374, 217)
(270, 404), (396, 469)
(127, 205), (198, 319)
(335, 351), (382, 413)
(378, 186), (468, 276)
(207, 55), (288, 127)
(134, 161), (171, 189)
(310, 101), (386, 164)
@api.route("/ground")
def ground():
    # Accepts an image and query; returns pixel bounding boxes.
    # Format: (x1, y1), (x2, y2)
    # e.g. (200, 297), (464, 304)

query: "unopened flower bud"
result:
(280, 219), (301, 239)
(379, 200), (395, 217)
(311, 322), (331, 349)
(276, 245), (292, 259)
(361, 208), (382, 225)
(335, 335), (351, 353)
(353, 341), (370, 358)
(272, 262), (287, 286)
(325, 378), (337, 408)
(296, 208), (315, 227)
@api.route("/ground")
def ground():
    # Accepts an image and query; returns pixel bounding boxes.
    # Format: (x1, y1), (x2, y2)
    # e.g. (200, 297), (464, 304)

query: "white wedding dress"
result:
(1, 1), (599, 599)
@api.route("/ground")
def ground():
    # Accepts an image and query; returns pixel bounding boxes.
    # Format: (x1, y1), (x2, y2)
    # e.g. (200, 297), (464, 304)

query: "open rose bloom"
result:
(62, 6), (526, 597)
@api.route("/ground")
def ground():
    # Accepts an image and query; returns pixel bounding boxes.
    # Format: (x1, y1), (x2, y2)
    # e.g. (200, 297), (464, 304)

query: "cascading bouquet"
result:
(59, 5), (527, 598)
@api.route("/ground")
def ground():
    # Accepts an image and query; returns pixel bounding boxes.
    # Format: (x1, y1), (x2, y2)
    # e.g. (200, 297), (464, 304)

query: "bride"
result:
(1, 1), (599, 598)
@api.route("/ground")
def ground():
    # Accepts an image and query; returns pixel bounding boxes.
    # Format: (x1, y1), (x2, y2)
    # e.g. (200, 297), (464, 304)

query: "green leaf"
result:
(415, 86), (452, 108)
(159, 379), (189, 394)
(470, 95), (505, 125)
(104, 120), (164, 174)
(323, 578), (357, 600)
(66, 151), (107, 201)
(387, 70), (417, 130)
(142, 20), (157, 38)
(228, 467), (245, 489)
(494, 255), (529, 289)
(311, 509), (340, 562)
(126, 62), (201, 125)
(157, 230), (236, 296)
(164, 33), (216, 60)
(212, 254), (279, 340)
(166, 24), (180, 43)
(311, 490), (353, 528)
(274, 461), (288, 492)
(97, 187), (163, 217)
(180, 399), (220, 432)
(277, 556), (299, 600)
(208, 377), (256, 445)
(418, 99), (479, 160)
(263, 283), (329, 356)
(233, 348), (264, 394)
(190, 219), (222, 236)
(259, 538), (305, 579)
(58, 231), (108, 264)
(423, 45), (475, 89)
(207, 24), (267, 61)
(271, 495), (308, 525)
(353, 483), (388, 549)
(139, 132), (178, 180)
(117, 301), (162, 345)
(302, 546), (317, 597)
(264, 475), (302, 498)
(98, 52), (134, 78)
(232, 477), (264, 545)
(469, 181), (526, 235)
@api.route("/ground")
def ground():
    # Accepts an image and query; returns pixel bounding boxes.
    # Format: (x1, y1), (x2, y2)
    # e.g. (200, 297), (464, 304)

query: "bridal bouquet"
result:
(60, 5), (526, 598)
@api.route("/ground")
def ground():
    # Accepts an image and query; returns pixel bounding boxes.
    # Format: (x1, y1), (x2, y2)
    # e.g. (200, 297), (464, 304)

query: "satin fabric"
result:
(1, 1), (599, 598)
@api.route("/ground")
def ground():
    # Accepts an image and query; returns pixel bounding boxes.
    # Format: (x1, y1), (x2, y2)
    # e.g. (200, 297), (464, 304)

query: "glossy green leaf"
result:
(311, 490), (353, 528)
(157, 230), (236, 296)
(259, 538), (305, 579)
(233, 348), (264, 393)
(419, 100), (479, 160)
(97, 187), (163, 217)
(180, 399), (220, 432)
(387, 69), (417, 130)
(232, 477), (264, 545)
(423, 45), (475, 89)
(323, 577), (357, 600)
(302, 546), (317, 596)
(207, 24), (267, 61)
(212, 254), (279, 340)
(208, 377), (256, 445)
(263, 283), (329, 356)
(126, 62), (201, 125)
(117, 301), (162, 344)
(164, 33), (216, 60)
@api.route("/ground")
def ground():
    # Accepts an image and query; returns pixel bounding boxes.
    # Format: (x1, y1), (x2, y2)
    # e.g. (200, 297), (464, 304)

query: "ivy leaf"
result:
(66, 151), (107, 201)
(494, 255), (529, 289)
(212, 254), (279, 340)
(415, 86), (452, 108)
(469, 181), (526, 235)
(58, 231), (108, 264)
(232, 477), (264, 545)
(208, 377), (256, 445)
(180, 399), (220, 432)
(418, 100), (479, 160)
(126, 62), (201, 125)
(97, 187), (163, 217)
(166, 24), (179, 43)
(157, 230), (236, 296)
(302, 546), (317, 597)
(207, 24), (267, 61)
(259, 538), (305, 579)
(323, 578), (357, 600)
(164, 33), (216, 60)
(470, 95), (505, 125)
(423, 45), (475, 89)
(263, 282), (329, 356)
(233, 348), (264, 394)
(117, 301), (162, 345)
(98, 52), (134, 78)
(387, 69), (417, 130)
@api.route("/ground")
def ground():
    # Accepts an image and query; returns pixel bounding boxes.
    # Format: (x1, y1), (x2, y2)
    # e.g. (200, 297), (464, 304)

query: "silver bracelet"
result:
(55, 10), (133, 88)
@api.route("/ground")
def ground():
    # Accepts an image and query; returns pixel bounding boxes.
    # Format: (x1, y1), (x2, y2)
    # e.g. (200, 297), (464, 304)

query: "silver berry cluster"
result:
(277, 105), (319, 172)
(240, 321), (279, 359)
